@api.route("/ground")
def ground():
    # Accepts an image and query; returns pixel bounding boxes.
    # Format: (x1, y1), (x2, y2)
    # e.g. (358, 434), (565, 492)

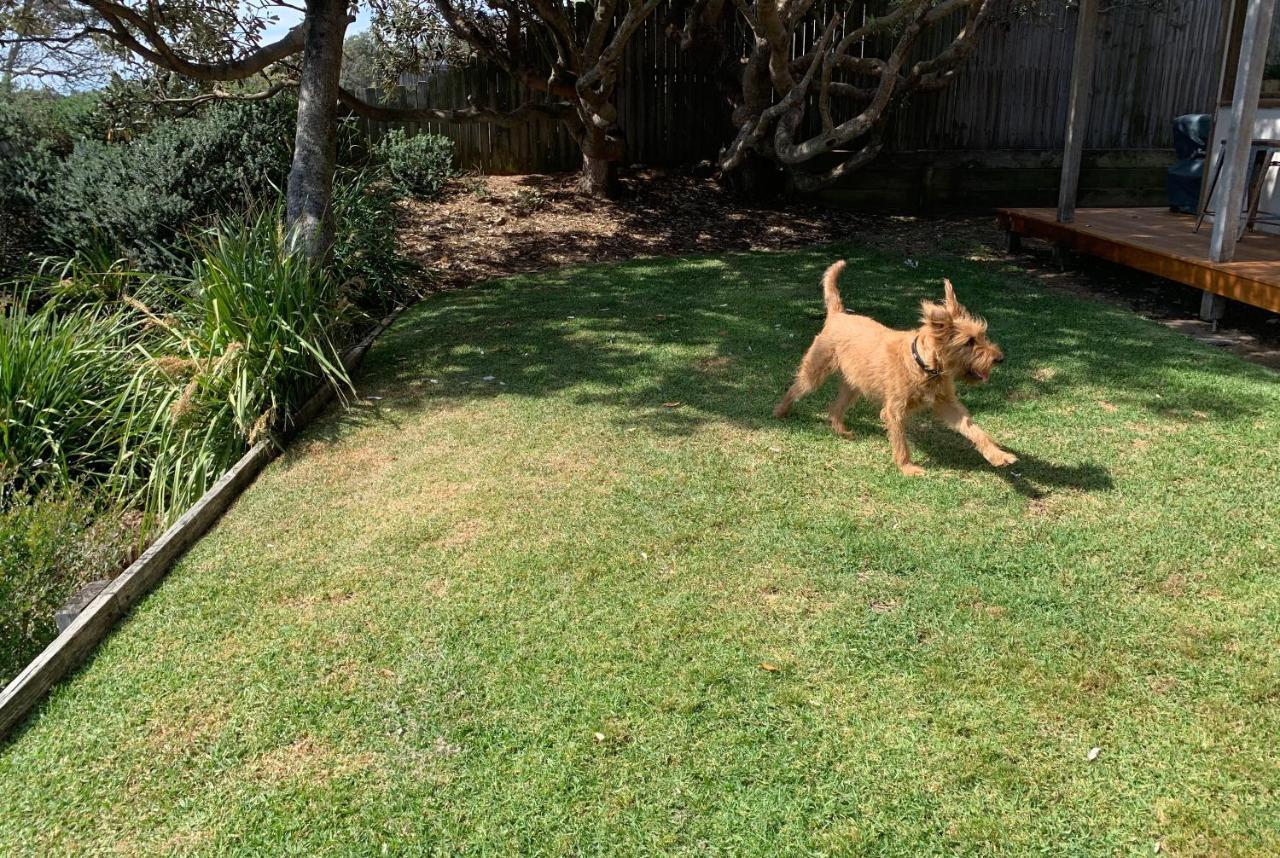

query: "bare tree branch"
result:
(721, 12), (837, 171)
(708, 0), (993, 190)
(78, 0), (307, 81)
(151, 79), (296, 115)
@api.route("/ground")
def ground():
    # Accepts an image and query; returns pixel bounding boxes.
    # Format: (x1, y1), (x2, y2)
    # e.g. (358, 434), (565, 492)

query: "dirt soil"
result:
(396, 169), (1280, 371)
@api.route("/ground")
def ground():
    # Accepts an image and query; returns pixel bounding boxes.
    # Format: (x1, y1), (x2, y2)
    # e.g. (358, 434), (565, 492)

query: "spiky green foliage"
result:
(116, 208), (353, 516)
(0, 291), (135, 490)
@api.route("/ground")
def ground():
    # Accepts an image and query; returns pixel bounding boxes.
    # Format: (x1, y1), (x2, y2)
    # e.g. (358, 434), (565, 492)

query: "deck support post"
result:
(1052, 242), (1070, 269)
(1056, 0), (1099, 224)
(1200, 291), (1228, 325)
(1004, 230), (1022, 253)
(1209, 0), (1278, 263)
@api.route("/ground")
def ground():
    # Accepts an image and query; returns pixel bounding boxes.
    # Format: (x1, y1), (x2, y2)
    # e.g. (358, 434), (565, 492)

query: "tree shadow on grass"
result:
(303, 244), (1273, 489)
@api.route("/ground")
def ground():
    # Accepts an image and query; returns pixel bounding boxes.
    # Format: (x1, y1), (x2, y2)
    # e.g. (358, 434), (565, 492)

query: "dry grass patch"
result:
(1032, 366), (1058, 382)
(245, 736), (374, 787)
(436, 518), (484, 549)
(146, 700), (231, 757)
(757, 584), (836, 618)
(695, 355), (733, 374)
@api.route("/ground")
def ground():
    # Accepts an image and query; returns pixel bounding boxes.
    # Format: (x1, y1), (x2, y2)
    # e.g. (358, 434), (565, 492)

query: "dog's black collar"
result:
(911, 337), (942, 379)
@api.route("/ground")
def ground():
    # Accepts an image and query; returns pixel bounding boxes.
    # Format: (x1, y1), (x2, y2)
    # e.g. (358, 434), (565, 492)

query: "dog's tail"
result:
(822, 260), (847, 319)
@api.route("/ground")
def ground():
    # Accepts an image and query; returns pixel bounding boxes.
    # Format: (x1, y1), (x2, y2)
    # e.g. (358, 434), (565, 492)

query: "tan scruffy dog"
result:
(773, 260), (1017, 476)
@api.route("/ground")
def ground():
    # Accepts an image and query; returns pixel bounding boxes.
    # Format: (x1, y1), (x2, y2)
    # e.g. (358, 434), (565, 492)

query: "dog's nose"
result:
(995, 354), (1005, 364)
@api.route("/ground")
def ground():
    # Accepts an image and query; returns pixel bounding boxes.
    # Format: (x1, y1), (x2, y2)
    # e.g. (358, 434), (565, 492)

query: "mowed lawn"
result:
(2, 247), (1278, 855)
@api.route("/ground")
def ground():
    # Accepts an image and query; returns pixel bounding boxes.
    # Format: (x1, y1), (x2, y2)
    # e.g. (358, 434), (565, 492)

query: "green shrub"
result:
(462, 171), (493, 199)
(0, 483), (138, 684)
(1, 90), (103, 155)
(0, 98), (61, 278)
(17, 240), (165, 311)
(510, 188), (548, 216)
(7, 203), (358, 519)
(41, 98), (296, 271)
(331, 166), (422, 312)
(375, 128), (455, 198)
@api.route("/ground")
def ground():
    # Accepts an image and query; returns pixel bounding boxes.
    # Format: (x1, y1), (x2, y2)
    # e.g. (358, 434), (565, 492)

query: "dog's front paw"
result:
(899, 463), (926, 477)
(986, 449), (1018, 468)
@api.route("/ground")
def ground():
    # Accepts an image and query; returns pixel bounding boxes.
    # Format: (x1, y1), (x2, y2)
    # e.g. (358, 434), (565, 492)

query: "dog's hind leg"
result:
(933, 398), (1018, 468)
(827, 380), (860, 438)
(773, 338), (835, 418)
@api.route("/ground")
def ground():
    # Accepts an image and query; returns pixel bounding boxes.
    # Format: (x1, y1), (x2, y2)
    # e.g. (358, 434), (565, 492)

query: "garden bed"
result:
(1, 96), (424, 685)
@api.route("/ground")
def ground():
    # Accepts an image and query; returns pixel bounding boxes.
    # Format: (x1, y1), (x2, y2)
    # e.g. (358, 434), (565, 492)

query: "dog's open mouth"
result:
(967, 369), (990, 383)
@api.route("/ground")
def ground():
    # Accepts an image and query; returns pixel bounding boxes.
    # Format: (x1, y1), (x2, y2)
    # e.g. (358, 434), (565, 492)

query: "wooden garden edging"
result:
(0, 308), (404, 741)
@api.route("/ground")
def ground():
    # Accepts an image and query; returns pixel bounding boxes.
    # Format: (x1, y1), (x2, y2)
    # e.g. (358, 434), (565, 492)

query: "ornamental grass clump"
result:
(116, 207), (354, 518)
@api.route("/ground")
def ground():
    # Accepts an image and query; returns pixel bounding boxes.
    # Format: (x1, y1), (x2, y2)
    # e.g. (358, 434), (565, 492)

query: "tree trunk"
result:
(723, 153), (785, 199)
(580, 151), (619, 197)
(285, 0), (349, 260)
(577, 123), (623, 198)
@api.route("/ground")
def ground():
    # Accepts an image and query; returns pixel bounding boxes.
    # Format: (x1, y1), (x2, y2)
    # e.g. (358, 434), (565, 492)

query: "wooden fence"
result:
(360, 0), (1226, 175)
(895, 0), (1226, 151)
(361, 67), (578, 173)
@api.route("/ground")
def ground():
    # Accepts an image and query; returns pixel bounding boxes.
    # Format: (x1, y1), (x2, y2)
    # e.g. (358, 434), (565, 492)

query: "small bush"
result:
(7, 203), (359, 519)
(375, 129), (455, 199)
(462, 171), (493, 200)
(510, 188), (548, 216)
(41, 98), (296, 271)
(331, 167), (422, 312)
(116, 207), (354, 516)
(32, 245), (153, 305)
(0, 484), (138, 684)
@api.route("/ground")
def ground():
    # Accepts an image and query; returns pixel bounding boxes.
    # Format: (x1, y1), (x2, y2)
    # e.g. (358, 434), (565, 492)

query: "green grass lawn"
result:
(2, 246), (1278, 855)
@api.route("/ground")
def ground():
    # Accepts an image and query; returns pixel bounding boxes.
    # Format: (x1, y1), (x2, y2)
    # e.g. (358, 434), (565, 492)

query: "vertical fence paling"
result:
(374, 0), (1224, 175)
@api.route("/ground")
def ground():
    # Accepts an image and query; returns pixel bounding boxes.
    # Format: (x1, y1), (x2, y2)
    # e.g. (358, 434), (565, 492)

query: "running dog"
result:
(773, 261), (1016, 476)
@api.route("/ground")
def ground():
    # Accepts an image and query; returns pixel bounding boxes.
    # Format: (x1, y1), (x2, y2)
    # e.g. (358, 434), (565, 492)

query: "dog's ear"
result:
(943, 278), (961, 314)
(920, 299), (952, 334)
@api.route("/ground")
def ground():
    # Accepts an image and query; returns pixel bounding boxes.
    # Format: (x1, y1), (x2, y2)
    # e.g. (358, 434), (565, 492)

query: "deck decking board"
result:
(996, 206), (1280, 314)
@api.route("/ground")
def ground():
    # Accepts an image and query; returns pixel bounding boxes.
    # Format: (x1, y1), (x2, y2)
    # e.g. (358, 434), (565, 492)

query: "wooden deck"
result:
(996, 207), (1280, 314)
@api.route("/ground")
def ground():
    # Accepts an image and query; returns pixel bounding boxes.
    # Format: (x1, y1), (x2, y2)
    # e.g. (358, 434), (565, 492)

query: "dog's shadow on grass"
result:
(793, 413), (1113, 499)
(977, 449), (1112, 500)
(911, 428), (1113, 499)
